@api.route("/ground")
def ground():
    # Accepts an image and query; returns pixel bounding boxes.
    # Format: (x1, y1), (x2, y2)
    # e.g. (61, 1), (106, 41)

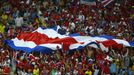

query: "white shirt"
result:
(73, 69), (78, 75)
(21, 71), (27, 75)
(78, 15), (85, 22)
(15, 17), (24, 27)
(57, 71), (61, 75)
(94, 69), (99, 75)
(97, 28), (103, 34)
(54, 71), (61, 75)
(69, 22), (75, 30)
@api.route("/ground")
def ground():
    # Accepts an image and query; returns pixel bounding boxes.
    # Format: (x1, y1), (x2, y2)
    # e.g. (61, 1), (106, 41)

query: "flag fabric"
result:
(101, 0), (114, 7)
(5, 27), (134, 53)
(80, 0), (96, 5)
(80, 0), (114, 7)
(93, 35), (132, 52)
(5, 27), (98, 53)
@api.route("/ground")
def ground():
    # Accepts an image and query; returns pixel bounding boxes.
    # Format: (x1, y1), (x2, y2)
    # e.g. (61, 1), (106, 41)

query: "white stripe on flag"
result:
(12, 38), (62, 50)
(102, 0), (114, 7)
(35, 27), (68, 38)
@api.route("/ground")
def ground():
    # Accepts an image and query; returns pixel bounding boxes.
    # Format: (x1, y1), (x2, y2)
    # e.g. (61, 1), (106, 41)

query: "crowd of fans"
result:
(0, 0), (134, 75)
(1, 46), (134, 75)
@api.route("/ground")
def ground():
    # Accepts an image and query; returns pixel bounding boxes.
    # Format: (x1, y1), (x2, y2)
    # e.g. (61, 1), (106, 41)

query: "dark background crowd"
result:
(0, 0), (134, 75)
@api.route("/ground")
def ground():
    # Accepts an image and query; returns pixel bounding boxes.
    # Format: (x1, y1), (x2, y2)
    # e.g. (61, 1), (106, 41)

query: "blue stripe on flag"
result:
(129, 41), (134, 47)
(69, 33), (81, 36)
(70, 42), (100, 51)
(5, 40), (53, 54)
(97, 35), (115, 39)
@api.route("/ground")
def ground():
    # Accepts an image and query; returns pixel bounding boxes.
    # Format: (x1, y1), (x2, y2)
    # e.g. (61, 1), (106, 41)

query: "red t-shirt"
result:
(64, 21), (69, 28)
(3, 66), (10, 74)
(78, 70), (84, 75)
(44, 12), (49, 17)
(17, 60), (24, 69)
(29, 54), (36, 61)
(103, 66), (110, 74)
(55, 15), (60, 21)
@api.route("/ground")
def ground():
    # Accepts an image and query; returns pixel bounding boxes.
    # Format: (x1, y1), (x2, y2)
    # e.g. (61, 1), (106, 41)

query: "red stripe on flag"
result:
(17, 32), (78, 48)
(101, 40), (118, 47)
(101, 0), (113, 7)
(101, 40), (123, 49)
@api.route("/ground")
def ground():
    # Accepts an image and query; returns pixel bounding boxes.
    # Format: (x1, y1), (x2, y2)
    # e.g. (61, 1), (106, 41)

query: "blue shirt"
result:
(110, 63), (116, 73)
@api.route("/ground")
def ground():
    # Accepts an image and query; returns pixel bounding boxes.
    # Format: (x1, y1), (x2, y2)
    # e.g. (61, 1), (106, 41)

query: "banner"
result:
(80, 0), (114, 7)
(80, 0), (96, 5)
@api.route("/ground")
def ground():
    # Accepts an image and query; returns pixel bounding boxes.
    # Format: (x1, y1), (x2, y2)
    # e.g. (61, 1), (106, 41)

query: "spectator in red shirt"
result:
(2, 66), (10, 75)
(102, 63), (110, 75)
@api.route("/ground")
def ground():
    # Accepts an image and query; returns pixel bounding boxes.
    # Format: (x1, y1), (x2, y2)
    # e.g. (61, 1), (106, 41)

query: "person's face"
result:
(28, 69), (31, 72)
